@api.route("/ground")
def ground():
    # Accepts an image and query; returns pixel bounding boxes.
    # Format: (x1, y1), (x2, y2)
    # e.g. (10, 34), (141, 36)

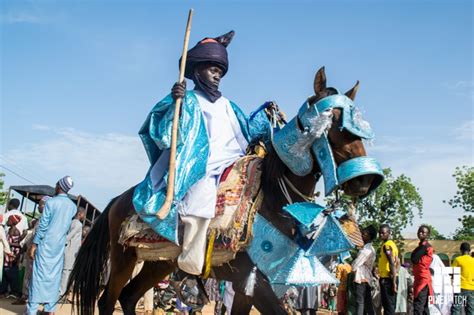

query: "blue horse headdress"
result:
(273, 93), (384, 197)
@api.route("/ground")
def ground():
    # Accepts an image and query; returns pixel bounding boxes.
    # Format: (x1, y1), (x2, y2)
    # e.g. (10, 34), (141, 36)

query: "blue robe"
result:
(133, 91), (271, 244)
(29, 194), (76, 303)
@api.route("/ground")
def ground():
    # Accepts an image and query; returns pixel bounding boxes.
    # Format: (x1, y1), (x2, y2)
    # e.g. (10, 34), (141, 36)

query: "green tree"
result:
(353, 168), (423, 243)
(422, 223), (447, 240)
(0, 173), (7, 206)
(445, 166), (474, 240)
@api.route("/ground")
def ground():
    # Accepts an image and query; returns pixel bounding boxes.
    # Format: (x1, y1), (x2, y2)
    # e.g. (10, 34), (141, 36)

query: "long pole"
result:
(156, 9), (193, 219)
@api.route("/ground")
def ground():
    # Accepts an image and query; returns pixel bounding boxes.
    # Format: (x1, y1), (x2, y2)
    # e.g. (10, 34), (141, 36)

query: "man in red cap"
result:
(0, 214), (22, 298)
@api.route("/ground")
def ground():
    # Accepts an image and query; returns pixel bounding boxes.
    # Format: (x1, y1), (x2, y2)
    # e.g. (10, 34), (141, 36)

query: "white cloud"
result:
(0, 12), (43, 24)
(3, 127), (149, 209)
(445, 80), (474, 100)
(32, 124), (51, 131)
(454, 120), (474, 141)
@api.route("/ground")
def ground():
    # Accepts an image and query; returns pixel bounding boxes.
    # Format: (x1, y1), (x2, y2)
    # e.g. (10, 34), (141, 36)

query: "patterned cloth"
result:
(4, 233), (20, 267)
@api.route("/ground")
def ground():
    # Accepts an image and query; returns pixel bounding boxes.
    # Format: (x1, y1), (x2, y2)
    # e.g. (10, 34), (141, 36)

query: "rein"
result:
(277, 175), (317, 204)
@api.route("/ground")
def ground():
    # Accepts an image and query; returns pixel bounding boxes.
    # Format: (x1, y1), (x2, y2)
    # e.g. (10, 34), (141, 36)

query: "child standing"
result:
(0, 215), (22, 298)
(328, 283), (337, 314)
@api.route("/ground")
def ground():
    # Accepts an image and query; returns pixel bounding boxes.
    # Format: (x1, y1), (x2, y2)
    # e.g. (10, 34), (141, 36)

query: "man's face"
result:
(417, 226), (430, 241)
(38, 200), (46, 213)
(379, 227), (390, 241)
(362, 230), (371, 244)
(196, 64), (223, 88)
(78, 211), (86, 222)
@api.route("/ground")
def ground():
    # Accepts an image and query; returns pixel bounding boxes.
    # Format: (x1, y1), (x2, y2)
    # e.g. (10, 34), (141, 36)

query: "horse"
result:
(67, 67), (380, 315)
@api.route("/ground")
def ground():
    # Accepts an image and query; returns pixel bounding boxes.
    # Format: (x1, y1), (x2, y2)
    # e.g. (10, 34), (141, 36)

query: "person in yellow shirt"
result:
(336, 260), (352, 314)
(378, 224), (399, 315)
(451, 242), (473, 315)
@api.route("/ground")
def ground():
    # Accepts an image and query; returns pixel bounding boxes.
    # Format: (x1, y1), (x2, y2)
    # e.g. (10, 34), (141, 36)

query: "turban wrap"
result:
(7, 214), (21, 226)
(179, 31), (234, 102)
(58, 175), (74, 193)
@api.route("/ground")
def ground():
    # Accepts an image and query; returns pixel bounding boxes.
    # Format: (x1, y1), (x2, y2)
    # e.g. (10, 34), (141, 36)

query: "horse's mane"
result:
(261, 145), (294, 221)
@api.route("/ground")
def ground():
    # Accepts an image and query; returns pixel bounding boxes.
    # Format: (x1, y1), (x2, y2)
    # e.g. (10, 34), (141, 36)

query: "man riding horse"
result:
(66, 27), (385, 315)
(133, 30), (275, 275)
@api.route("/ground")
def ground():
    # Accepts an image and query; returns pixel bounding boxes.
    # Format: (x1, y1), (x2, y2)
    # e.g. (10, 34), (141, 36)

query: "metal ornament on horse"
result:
(156, 9), (194, 219)
(273, 92), (384, 197)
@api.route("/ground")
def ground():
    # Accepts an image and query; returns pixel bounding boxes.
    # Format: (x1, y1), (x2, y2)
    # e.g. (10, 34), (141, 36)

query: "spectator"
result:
(294, 286), (318, 315)
(336, 258), (352, 314)
(4, 198), (28, 234)
(0, 215), (23, 298)
(12, 196), (50, 305)
(396, 263), (411, 314)
(328, 283), (337, 314)
(81, 225), (91, 242)
(378, 224), (399, 315)
(60, 207), (86, 296)
(410, 225), (433, 314)
(26, 176), (76, 315)
(0, 215), (13, 285)
(451, 242), (473, 315)
(352, 225), (377, 315)
(429, 253), (451, 314)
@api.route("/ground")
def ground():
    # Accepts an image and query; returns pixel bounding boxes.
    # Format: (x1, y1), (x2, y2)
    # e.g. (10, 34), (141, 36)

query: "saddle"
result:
(118, 155), (264, 267)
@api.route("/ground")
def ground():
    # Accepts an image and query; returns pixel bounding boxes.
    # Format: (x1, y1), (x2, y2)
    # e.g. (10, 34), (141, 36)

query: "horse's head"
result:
(273, 67), (383, 199)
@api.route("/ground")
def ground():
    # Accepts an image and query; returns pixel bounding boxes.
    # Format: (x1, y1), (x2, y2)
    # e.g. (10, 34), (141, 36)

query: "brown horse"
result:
(67, 67), (377, 315)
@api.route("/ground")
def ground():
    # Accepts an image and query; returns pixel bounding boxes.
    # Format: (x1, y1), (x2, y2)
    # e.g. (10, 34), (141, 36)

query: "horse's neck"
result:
(260, 150), (319, 238)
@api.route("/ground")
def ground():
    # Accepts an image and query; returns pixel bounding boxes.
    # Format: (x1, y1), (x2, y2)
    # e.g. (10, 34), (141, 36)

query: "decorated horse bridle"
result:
(273, 93), (384, 197)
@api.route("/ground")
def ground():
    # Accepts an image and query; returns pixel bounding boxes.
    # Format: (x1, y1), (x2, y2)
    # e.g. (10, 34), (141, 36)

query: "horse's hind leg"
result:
(99, 188), (138, 315)
(98, 245), (137, 315)
(119, 260), (175, 315)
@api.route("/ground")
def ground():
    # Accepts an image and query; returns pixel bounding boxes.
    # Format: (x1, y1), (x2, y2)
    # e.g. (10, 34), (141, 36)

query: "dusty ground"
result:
(0, 297), (260, 314)
(0, 297), (335, 314)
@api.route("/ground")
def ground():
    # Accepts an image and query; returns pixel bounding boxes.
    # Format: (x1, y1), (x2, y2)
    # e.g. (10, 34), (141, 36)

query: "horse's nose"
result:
(343, 174), (374, 196)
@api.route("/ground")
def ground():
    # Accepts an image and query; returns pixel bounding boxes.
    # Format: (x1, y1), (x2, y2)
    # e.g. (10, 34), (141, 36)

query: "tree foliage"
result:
(353, 168), (423, 242)
(422, 223), (447, 240)
(445, 166), (474, 240)
(0, 173), (7, 206)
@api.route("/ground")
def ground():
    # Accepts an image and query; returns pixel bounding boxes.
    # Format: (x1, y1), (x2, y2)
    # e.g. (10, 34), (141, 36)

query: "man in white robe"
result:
(59, 207), (85, 296)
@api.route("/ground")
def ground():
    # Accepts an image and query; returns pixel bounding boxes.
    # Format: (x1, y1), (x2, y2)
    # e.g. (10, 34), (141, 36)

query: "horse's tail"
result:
(67, 197), (116, 315)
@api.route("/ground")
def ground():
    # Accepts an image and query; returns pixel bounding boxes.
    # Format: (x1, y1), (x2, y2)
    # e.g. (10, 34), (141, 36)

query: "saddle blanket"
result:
(119, 155), (263, 266)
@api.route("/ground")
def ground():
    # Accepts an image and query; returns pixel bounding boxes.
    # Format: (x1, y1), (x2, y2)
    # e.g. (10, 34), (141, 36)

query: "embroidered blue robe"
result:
(133, 91), (271, 244)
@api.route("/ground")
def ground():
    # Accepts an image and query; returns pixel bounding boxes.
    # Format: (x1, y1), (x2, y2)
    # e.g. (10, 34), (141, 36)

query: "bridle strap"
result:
(278, 177), (293, 204)
(279, 175), (317, 203)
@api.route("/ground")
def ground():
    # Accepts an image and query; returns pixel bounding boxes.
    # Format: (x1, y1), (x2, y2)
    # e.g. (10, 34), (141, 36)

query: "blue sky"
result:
(1, 0), (472, 237)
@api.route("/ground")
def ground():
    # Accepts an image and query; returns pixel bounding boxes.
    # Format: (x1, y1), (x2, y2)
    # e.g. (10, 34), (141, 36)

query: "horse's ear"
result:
(314, 67), (327, 95)
(214, 30), (235, 47)
(345, 81), (360, 101)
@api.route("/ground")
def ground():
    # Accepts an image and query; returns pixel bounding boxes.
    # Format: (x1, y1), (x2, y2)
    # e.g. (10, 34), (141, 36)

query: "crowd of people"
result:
(285, 224), (473, 315)
(0, 176), (91, 314)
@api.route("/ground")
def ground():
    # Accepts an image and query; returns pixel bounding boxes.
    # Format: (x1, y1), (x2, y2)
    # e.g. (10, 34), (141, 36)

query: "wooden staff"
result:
(156, 9), (193, 219)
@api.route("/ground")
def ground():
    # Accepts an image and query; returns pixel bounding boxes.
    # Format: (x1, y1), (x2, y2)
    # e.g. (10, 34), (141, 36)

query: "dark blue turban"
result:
(180, 31), (234, 80)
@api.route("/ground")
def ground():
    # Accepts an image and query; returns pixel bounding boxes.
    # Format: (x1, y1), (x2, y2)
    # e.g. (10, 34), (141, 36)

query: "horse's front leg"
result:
(230, 291), (253, 315)
(213, 252), (287, 315)
(118, 260), (175, 315)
